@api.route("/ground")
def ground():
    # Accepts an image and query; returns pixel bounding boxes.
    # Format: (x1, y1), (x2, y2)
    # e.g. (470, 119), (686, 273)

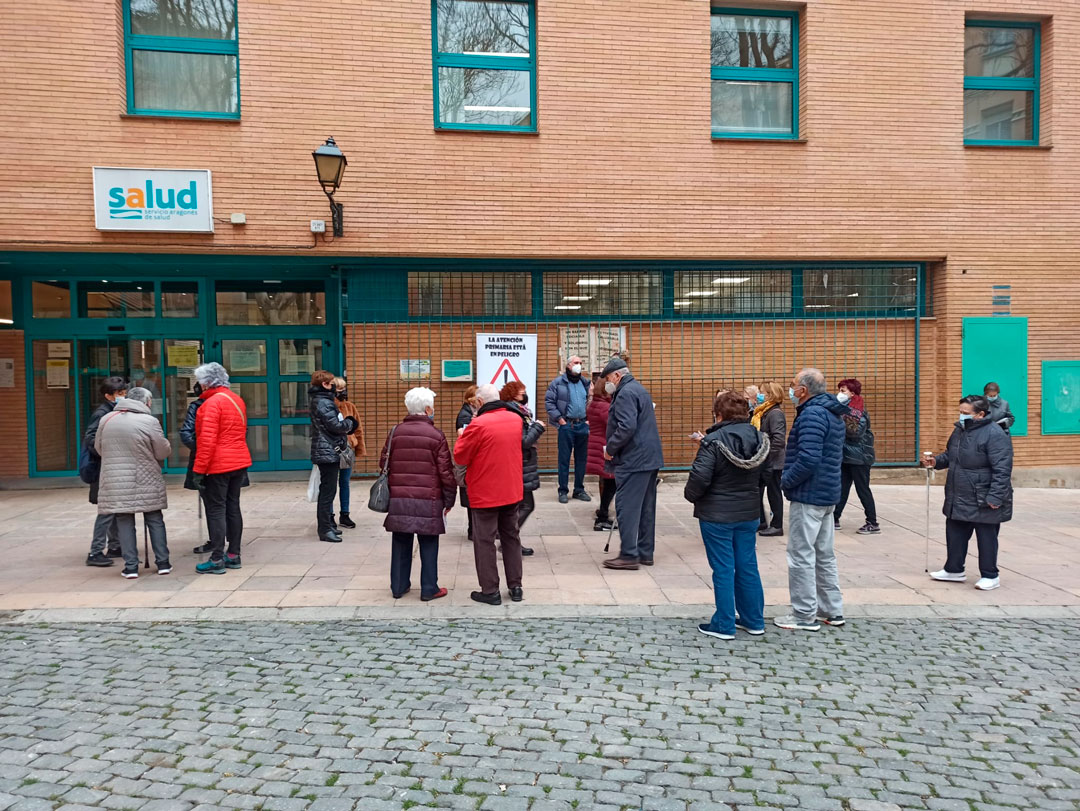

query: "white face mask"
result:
(836, 392), (851, 404)
(604, 379), (617, 395)
(570, 364), (582, 375)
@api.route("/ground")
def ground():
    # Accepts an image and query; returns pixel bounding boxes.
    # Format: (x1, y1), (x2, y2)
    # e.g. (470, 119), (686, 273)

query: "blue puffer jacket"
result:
(782, 393), (847, 506)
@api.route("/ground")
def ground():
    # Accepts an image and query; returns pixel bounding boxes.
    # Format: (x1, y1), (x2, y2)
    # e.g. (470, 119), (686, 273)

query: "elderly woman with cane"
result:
(923, 394), (1013, 591)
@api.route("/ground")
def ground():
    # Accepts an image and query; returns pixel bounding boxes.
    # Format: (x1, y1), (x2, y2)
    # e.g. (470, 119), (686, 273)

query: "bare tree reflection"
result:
(711, 14), (791, 69)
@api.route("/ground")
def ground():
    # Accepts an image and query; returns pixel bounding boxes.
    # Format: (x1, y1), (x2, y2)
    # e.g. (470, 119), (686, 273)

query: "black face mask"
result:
(521, 393), (529, 406)
(193, 382), (203, 397)
(335, 390), (347, 401)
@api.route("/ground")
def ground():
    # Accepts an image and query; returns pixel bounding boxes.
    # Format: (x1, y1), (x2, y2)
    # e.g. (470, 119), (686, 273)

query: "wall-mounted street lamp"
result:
(312, 136), (347, 237)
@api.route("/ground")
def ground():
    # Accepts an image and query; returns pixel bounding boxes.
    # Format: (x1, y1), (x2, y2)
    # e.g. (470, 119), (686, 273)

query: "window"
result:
(803, 267), (918, 314)
(674, 270), (792, 315)
(542, 273), (662, 317)
(124, 0), (240, 118)
(79, 282), (155, 318)
(0, 281), (12, 326)
(964, 21), (1039, 146)
(162, 281), (199, 318)
(31, 281), (71, 318)
(710, 8), (798, 139)
(408, 272), (532, 316)
(432, 0), (537, 132)
(216, 283), (326, 326)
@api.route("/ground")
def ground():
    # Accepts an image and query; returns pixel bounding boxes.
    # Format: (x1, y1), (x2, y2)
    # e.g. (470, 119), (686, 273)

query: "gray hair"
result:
(476, 383), (500, 404)
(796, 368), (828, 396)
(194, 362), (230, 389)
(404, 386), (436, 416)
(125, 387), (152, 405)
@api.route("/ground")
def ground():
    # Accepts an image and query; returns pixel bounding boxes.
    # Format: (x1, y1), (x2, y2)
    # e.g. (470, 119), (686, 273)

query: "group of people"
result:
(80, 355), (1017, 631)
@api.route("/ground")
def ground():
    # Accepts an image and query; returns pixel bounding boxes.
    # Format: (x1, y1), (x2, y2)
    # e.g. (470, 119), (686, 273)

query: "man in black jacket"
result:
(600, 357), (665, 570)
(84, 377), (128, 567)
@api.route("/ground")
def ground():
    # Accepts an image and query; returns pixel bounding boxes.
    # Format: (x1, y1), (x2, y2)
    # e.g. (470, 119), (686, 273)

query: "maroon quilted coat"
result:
(379, 415), (457, 535)
(586, 397), (614, 479)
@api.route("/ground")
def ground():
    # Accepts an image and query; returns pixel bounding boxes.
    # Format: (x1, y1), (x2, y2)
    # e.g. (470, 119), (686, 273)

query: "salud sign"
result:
(93, 167), (214, 232)
(476, 333), (537, 404)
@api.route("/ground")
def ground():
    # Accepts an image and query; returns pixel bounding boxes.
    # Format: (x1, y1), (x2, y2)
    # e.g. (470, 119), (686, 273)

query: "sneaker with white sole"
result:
(157, 564), (172, 575)
(974, 576), (1000, 590)
(816, 614), (846, 627)
(698, 623), (735, 641)
(929, 569), (966, 582)
(773, 615), (820, 631)
(120, 566), (139, 580)
(735, 621), (765, 636)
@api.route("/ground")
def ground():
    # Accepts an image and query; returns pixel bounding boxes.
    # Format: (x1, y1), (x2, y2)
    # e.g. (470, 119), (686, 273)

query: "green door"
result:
(1041, 361), (1080, 435)
(962, 316), (1027, 436)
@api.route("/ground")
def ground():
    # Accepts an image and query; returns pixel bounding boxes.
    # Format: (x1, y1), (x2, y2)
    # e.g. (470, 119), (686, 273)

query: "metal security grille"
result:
(344, 263), (925, 475)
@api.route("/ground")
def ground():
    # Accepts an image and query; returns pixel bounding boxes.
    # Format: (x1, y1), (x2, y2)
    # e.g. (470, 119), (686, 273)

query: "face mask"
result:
(570, 364), (582, 375)
(756, 392), (765, 404)
(789, 387), (799, 407)
(335, 390), (347, 401)
(987, 394), (999, 402)
(836, 392), (851, 404)
(193, 383), (203, 397)
(958, 413), (972, 424)
(521, 393), (528, 406)
(604, 380), (617, 395)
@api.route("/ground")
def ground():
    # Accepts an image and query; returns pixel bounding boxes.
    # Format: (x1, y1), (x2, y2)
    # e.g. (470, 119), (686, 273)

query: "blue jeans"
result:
(557, 421), (589, 495)
(699, 518), (764, 635)
(337, 468), (351, 512)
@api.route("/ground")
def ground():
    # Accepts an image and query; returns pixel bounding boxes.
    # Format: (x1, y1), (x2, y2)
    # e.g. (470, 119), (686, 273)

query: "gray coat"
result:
(986, 397), (1015, 433)
(94, 398), (171, 515)
(933, 417), (1013, 524)
(605, 373), (664, 475)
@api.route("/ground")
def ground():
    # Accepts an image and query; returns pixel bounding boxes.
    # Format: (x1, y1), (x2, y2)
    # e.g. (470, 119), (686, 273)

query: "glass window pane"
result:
(542, 272), (662, 317)
(281, 424), (311, 461)
(162, 281), (199, 318)
(32, 340), (77, 472)
(0, 281), (11, 325)
(438, 67), (531, 127)
(32, 281), (70, 318)
(129, 0), (236, 39)
(279, 382), (309, 418)
(711, 80), (792, 134)
(216, 284), (327, 325)
(232, 382), (268, 419)
(222, 340), (267, 377)
(247, 424), (269, 462)
(964, 26), (1035, 78)
(279, 339), (323, 377)
(437, 0), (530, 56)
(964, 89), (1034, 142)
(673, 271), (792, 315)
(80, 282), (155, 318)
(803, 268), (919, 313)
(408, 272), (532, 317)
(132, 50), (238, 114)
(711, 14), (792, 69)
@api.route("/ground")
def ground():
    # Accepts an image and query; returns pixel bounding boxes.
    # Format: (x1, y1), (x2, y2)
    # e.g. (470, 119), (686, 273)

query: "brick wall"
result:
(0, 0), (1077, 472)
(0, 332), (28, 478)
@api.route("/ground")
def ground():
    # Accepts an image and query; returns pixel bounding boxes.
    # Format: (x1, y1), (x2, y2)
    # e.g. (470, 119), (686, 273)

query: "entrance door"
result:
(962, 317), (1027, 436)
(219, 337), (325, 470)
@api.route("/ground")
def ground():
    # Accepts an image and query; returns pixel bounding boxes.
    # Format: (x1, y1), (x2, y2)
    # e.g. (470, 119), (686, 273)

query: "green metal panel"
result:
(1041, 361), (1080, 435)
(962, 316), (1028, 436)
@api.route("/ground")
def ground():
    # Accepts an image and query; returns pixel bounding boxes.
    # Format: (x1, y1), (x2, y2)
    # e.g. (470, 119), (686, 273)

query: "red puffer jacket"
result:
(586, 397), (614, 479)
(193, 387), (252, 475)
(452, 402), (524, 509)
(379, 415), (457, 536)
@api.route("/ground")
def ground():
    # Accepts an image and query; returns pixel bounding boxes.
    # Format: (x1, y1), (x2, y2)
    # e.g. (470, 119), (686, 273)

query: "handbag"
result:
(367, 426), (395, 513)
(338, 443), (356, 471)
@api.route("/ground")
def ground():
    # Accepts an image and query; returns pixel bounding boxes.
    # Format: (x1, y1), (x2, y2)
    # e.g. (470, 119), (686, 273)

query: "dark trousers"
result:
(114, 511), (170, 570)
(945, 519), (1000, 579)
(557, 421), (589, 496)
(758, 468), (783, 529)
(517, 490), (535, 529)
(614, 469), (658, 561)
(390, 533), (440, 597)
(89, 513), (120, 556)
(836, 463), (877, 524)
(203, 469), (245, 561)
(316, 462), (339, 534)
(473, 504), (523, 594)
(597, 477), (616, 521)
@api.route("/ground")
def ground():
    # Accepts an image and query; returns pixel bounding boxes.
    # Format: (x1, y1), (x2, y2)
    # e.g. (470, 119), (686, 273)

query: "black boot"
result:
(338, 511), (356, 529)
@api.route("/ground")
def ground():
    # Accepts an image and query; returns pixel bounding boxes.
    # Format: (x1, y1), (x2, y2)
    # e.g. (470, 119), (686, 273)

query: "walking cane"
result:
(604, 519), (617, 554)
(922, 451), (933, 573)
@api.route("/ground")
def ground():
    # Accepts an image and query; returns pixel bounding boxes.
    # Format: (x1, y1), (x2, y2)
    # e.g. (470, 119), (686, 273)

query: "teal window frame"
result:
(431, 0), (538, 133)
(964, 20), (1040, 147)
(122, 0), (241, 120)
(710, 7), (799, 141)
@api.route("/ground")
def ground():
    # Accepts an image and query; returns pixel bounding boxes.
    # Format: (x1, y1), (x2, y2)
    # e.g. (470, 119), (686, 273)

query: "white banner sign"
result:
(93, 167), (214, 232)
(476, 333), (537, 404)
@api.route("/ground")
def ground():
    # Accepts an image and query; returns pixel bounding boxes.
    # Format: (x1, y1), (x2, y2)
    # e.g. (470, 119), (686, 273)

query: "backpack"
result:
(78, 440), (100, 484)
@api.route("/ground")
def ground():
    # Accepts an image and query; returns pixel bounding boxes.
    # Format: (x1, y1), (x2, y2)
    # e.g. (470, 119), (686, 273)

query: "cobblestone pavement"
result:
(0, 619), (1078, 811)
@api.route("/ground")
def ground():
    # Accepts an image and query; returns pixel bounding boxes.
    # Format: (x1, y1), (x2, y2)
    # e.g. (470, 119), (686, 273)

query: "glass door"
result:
(220, 339), (271, 467)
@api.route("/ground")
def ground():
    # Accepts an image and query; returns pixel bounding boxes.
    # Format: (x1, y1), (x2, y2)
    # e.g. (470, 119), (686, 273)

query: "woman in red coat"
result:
(379, 387), (456, 601)
(586, 385), (616, 531)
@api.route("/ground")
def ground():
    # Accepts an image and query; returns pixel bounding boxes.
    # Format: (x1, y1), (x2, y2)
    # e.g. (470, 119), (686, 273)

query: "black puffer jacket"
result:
(309, 386), (358, 465)
(759, 404), (786, 470)
(456, 403), (475, 432)
(508, 402), (546, 492)
(83, 400), (115, 504)
(934, 417), (1013, 524)
(684, 420), (771, 523)
(841, 408), (876, 467)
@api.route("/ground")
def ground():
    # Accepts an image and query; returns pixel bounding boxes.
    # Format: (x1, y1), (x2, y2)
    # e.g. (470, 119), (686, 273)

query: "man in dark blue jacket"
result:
(775, 368), (847, 631)
(544, 356), (593, 504)
(600, 357), (665, 570)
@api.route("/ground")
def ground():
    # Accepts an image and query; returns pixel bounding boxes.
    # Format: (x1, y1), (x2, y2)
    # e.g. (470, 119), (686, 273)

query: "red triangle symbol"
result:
(490, 358), (520, 385)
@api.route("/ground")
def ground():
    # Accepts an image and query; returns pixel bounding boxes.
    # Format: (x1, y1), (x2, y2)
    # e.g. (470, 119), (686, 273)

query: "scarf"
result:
(751, 400), (780, 429)
(848, 394), (865, 413)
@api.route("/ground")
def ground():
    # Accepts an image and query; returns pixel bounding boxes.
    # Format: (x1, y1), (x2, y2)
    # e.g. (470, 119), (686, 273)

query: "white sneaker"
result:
(929, 569), (966, 582)
(974, 577), (1000, 590)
